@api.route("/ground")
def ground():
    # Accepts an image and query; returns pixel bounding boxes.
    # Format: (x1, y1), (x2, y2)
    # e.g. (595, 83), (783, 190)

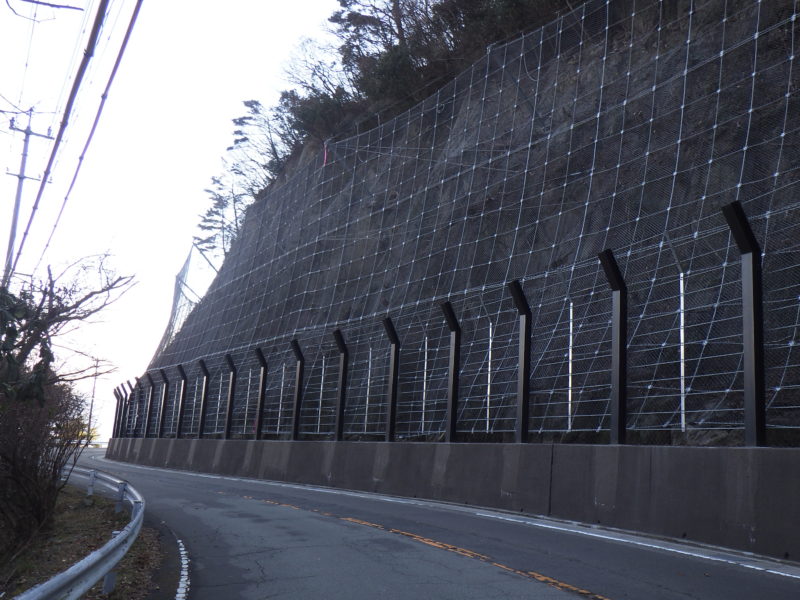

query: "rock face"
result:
(134, 0), (799, 445)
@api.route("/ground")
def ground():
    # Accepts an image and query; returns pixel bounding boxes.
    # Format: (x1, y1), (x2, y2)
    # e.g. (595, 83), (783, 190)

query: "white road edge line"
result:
(174, 536), (190, 600)
(89, 453), (800, 582)
(470, 512), (800, 581)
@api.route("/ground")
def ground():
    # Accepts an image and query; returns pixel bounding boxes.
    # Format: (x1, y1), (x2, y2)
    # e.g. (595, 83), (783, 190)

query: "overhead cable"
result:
(35, 0), (145, 271)
(10, 0), (110, 278)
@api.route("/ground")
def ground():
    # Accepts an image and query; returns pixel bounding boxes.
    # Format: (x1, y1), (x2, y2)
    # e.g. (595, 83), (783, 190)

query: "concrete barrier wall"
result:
(106, 438), (799, 562)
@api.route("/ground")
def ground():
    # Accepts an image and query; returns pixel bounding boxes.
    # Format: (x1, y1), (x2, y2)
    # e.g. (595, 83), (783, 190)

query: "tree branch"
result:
(17, 0), (82, 10)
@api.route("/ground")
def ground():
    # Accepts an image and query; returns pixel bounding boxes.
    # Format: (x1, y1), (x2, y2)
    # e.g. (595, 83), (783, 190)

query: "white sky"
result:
(0, 0), (339, 439)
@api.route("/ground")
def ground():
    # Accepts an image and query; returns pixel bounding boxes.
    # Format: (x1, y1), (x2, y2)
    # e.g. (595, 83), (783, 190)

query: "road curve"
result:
(81, 450), (800, 600)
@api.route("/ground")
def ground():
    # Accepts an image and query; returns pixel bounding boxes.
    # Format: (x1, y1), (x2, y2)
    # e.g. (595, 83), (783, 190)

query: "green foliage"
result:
(327, 0), (577, 114)
(277, 87), (354, 142)
(286, 0), (575, 153)
(357, 44), (422, 105)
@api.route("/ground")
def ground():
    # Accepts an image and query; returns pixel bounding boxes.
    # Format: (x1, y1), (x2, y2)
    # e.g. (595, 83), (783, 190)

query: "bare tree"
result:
(193, 175), (249, 260)
(0, 258), (132, 571)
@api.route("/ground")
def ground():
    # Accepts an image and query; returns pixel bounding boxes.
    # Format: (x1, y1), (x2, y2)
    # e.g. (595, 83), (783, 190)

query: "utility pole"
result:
(3, 109), (53, 288)
(87, 358), (100, 445)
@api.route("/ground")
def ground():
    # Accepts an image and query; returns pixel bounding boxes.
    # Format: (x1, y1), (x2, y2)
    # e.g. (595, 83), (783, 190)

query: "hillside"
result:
(133, 0), (799, 445)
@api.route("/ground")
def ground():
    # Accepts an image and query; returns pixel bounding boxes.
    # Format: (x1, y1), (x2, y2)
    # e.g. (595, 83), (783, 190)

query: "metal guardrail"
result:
(15, 466), (145, 600)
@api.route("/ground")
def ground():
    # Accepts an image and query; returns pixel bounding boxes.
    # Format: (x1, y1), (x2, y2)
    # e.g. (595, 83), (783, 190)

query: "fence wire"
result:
(121, 0), (800, 446)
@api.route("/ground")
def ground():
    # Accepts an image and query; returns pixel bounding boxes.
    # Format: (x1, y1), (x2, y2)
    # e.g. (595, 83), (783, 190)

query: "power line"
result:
(35, 0), (145, 270)
(48, 0), (95, 135)
(0, 92), (24, 112)
(9, 0), (110, 279)
(15, 0), (40, 107)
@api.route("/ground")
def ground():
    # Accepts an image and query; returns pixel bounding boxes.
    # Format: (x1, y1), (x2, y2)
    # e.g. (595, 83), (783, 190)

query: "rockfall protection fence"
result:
(126, 0), (799, 446)
(15, 467), (144, 600)
(115, 199), (784, 446)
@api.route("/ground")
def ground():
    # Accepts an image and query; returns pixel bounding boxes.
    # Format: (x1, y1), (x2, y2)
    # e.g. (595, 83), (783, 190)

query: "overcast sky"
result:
(0, 0), (339, 438)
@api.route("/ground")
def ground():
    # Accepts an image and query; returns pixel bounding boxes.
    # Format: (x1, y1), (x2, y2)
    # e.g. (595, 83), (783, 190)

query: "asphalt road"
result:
(80, 449), (800, 600)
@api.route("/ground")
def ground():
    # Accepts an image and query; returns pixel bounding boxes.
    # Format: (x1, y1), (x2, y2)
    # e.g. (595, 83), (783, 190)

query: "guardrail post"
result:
(102, 531), (120, 594)
(383, 317), (400, 441)
(254, 348), (268, 440)
(290, 340), (304, 441)
(508, 280), (532, 443)
(157, 369), (169, 439)
(441, 301), (461, 443)
(144, 374), (156, 438)
(223, 354), (237, 439)
(197, 359), (210, 438)
(175, 365), (188, 438)
(722, 201), (766, 447)
(599, 248), (628, 445)
(115, 481), (127, 513)
(87, 470), (96, 497)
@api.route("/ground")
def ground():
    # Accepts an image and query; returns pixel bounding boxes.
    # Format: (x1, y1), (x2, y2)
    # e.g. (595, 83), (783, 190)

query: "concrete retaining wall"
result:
(106, 438), (799, 562)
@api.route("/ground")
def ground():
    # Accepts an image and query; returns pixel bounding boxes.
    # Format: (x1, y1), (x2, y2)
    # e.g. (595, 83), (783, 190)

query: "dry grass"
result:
(1, 485), (163, 599)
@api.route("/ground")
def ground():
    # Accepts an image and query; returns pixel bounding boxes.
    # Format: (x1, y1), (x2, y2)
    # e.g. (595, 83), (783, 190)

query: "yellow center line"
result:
(390, 529), (490, 560)
(340, 517), (385, 529)
(241, 494), (614, 600)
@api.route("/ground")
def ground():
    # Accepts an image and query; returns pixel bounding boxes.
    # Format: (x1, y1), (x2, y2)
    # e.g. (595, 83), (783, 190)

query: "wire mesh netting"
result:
(119, 0), (799, 445)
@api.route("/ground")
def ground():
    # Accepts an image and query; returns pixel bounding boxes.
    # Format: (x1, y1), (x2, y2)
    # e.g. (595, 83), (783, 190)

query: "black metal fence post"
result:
(441, 301), (461, 443)
(116, 387), (125, 438)
(144, 374), (156, 438)
(157, 369), (169, 439)
(175, 365), (188, 438)
(117, 387), (127, 438)
(125, 380), (134, 437)
(114, 386), (122, 438)
(598, 249), (628, 445)
(120, 385), (130, 438)
(508, 280), (532, 443)
(112, 388), (122, 439)
(333, 329), (349, 441)
(197, 359), (210, 438)
(254, 348), (268, 440)
(223, 354), (237, 439)
(290, 340), (304, 441)
(133, 378), (142, 437)
(133, 379), (141, 437)
(383, 317), (400, 442)
(722, 201), (766, 447)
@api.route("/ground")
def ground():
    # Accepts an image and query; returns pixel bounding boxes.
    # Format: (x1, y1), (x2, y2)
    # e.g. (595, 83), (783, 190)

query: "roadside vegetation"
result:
(0, 485), (162, 599)
(0, 258), (132, 588)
